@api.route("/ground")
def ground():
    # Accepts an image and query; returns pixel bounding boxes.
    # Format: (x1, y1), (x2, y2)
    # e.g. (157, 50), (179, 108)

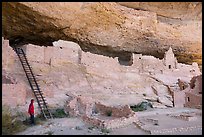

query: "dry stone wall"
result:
(65, 96), (138, 129)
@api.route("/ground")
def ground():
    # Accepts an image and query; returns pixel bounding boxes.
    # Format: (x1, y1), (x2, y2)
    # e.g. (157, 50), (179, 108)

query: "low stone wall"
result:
(82, 115), (104, 127)
(102, 113), (137, 129)
(95, 103), (132, 118)
(151, 126), (202, 135)
(65, 96), (138, 129)
(171, 114), (197, 121)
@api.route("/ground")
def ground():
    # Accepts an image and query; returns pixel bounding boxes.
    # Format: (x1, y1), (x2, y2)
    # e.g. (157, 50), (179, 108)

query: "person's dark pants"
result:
(30, 114), (35, 125)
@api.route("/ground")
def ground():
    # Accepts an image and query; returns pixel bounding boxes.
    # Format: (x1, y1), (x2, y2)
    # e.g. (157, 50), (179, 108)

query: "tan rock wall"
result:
(2, 2), (202, 65)
(2, 83), (27, 107)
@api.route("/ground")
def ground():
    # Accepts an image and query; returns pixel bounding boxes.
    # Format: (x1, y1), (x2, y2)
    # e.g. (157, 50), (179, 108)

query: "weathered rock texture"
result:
(2, 2), (202, 66)
(169, 75), (202, 108)
(2, 70), (27, 107)
(2, 38), (201, 110)
(118, 2), (202, 20)
(65, 96), (138, 129)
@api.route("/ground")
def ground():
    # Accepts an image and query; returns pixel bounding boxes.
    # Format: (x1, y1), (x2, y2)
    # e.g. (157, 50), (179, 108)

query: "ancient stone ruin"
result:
(2, 37), (202, 129)
(169, 75), (202, 108)
(65, 96), (137, 129)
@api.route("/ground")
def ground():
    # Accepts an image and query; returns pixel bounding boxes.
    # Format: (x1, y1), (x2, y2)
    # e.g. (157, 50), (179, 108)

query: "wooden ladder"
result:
(14, 47), (53, 119)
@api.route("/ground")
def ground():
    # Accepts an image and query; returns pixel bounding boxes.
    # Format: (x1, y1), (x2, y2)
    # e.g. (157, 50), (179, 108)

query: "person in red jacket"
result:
(28, 99), (35, 125)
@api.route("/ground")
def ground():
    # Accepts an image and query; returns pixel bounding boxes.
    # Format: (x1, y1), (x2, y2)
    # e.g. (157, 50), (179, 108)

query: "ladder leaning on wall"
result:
(13, 46), (53, 119)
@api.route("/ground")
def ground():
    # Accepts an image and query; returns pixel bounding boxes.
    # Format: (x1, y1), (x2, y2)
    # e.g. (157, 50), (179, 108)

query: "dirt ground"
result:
(16, 107), (202, 135)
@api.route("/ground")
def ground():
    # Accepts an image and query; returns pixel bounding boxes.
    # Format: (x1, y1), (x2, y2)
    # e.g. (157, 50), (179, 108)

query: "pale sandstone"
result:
(2, 2), (202, 65)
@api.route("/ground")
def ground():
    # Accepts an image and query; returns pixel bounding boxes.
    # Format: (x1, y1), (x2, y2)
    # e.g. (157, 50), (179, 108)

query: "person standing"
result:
(28, 99), (35, 125)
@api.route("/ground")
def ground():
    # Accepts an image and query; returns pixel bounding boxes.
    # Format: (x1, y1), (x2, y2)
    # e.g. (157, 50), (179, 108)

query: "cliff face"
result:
(118, 2), (202, 20)
(2, 2), (202, 66)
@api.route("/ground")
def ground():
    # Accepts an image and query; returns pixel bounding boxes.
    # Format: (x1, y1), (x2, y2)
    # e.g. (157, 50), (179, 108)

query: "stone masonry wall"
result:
(95, 103), (132, 118)
(184, 92), (202, 108)
(163, 47), (177, 70)
(51, 40), (81, 66)
(172, 90), (186, 108)
(25, 40), (81, 67)
(19, 40), (202, 79)
(65, 96), (138, 129)
(26, 44), (45, 63)
(81, 51), (122, 78)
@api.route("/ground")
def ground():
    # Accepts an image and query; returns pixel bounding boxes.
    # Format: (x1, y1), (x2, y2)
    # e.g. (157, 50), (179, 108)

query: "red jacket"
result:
(28, 103), (34, 115)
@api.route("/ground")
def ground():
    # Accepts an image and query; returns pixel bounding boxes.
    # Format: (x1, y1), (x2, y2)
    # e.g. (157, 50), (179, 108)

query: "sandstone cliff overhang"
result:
(2, 2), (202, 66)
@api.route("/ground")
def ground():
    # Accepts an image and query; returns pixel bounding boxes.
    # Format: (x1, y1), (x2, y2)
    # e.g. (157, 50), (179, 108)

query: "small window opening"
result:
(118, 53), (133, 66)
(187, 97), (190, 102)
(60, 47), (63, 49)
(182, 85), (185, 90)
(169, 65), (171, 69)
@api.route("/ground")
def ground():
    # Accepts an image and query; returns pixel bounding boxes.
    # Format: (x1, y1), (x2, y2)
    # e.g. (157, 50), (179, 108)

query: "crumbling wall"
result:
(171, 75), (202, 108)
(101, 112), (137, 129)
(65, 98), (78, 116)
(170, 113), (197, 121)
(65, 96), (95, 117)
(140, 56), (164, 74)
(95, 103), (133, 118)
(65, 96), (137, 129)
(190, 75), (202, 94)
(177, 79), (189, 90)
(177, 63), (201, 76)
(2, 38), (17, 71)
(184, 92), (202, 108)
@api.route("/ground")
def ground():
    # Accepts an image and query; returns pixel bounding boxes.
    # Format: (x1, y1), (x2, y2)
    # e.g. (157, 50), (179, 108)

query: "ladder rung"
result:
(32, 88), (41, 90)
(35, 94), (44, 96)
(40, 106), (48, 109)
(34, 92), (43, 94)
(35, 95), (44, 98)
(36, 97), (45, 100)
(32, 88), (40, 91)
(38, 100), (47, 102)
(33, 89), (41, 91)
(35, 96), (44, 98)
(39, 102), (47, 104)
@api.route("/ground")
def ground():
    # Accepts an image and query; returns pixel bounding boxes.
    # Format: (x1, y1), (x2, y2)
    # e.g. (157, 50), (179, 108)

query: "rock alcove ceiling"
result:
(2, 2), (202, 67)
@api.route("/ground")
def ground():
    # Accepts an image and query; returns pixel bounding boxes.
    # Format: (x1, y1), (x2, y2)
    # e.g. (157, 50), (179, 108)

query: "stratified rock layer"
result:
(2, 2), (202, 66)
